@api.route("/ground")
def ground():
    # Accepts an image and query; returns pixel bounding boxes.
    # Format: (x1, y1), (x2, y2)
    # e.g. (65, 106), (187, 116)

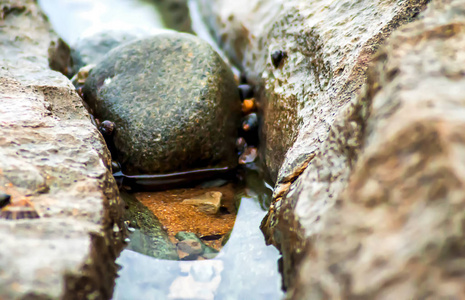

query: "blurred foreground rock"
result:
(288, 1), (465, 298)
(194, 0), (465, 297)
(0, 0), (126, 298)
(150, 0), (192, 33)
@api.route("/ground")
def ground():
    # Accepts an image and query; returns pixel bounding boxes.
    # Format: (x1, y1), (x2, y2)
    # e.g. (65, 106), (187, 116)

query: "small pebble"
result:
(127, 227), (135, 232)
(111, 161), (121, 173)
(242, 113), (258, 132)
(242, 98), (256, 114)
(177, 239), (203, 255)
(238, 147), (258, 164)
(271, 50), (287, 68)
(236, 137), (247, 154)
(76, 64), (94, 85)
(124, 238), (131, 243)
(0, 193), (11, 209)
(238, 84), (254, 100)
(99, 120), (115, 137)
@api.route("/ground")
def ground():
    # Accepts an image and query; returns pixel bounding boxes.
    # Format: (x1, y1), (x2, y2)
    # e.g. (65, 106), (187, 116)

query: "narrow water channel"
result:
(39, 1), (283, 299)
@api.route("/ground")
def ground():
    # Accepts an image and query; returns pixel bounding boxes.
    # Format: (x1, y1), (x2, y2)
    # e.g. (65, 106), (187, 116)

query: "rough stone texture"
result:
(194, 0), (430, 292)
(287, 1), (465, 298)
(0, 1), (126, 299)
(83, 32), (241, 175)
(194, 0), (428, 182)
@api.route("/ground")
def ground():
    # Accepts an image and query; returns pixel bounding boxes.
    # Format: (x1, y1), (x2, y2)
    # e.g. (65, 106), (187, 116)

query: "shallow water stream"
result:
(39, 1), (283, 299)
(115, 195), (282, 300)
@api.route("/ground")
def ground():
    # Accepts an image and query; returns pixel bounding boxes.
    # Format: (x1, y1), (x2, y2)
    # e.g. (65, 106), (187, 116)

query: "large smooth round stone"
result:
(83, 32), (241, 174)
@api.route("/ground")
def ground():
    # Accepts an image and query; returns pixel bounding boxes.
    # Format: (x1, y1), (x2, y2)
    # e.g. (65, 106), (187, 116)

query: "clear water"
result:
(38, 1), (283, 299)
(114, 196), (283, 300)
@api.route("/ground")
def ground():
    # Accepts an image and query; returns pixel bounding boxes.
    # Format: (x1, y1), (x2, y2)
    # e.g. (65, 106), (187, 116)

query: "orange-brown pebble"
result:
(238, 147), (258, 164)
(242, 98), (256, 114)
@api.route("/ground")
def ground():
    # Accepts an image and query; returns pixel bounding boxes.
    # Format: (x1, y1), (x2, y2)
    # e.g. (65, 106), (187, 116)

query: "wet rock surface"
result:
(149, 0), (192, 33)
(122, 192), (179, 260)
(70, 30), (144, 75)
(288, 1), (465, 298)
(0, 0), (126, 299)
(83, 32), (241, 175)
(194, 0), (431, 292)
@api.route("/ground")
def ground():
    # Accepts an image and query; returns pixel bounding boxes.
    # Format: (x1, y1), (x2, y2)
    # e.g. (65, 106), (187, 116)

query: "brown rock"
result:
(181, 191), (222, 215)
(176, 239), (203, 259)
(288, 1), (465, 298)
(0, 1), (126, 299)
(195, 0), (430, 292)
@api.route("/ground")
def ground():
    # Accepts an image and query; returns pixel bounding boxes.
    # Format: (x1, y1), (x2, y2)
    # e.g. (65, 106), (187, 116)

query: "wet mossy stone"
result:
(121, 191), (179, 260)
(83, 32), (241, 175)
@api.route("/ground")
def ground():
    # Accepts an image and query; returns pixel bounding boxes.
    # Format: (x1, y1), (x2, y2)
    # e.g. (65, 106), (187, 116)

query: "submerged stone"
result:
(175, 231), (218, 260)
(122, 192), (178, 260)
(181, 191), (222, 214)
(84, 32), (241, 175)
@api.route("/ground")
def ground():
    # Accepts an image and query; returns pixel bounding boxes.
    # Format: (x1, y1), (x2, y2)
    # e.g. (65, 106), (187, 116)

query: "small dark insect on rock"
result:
(0, 193), (11, 209)
(271, 50), (287, 68)
(99, 120), (116, 137)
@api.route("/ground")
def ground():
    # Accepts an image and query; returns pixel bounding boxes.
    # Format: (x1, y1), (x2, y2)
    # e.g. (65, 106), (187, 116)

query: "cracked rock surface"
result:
(192, 0), (465, 297)
(288, 1), (465, 298)
(0, 0), (126, 298)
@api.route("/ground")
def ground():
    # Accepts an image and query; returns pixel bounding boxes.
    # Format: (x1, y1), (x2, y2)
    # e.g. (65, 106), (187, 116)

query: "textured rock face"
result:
(194, 0), (430, 292)
(0, 1), (126, 299)
(83, 32), (241, 175)
(194, 0), (428, 182)
(151, 0), (192, 33)
(288, 2), (465, 298)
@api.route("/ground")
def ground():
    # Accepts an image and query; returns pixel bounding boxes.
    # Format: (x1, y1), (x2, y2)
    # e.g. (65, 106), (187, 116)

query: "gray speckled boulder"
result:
(83, 32), (241, 175)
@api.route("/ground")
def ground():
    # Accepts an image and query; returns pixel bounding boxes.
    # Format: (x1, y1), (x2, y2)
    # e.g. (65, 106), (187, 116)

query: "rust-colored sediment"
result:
(135, 184), (237, 250)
